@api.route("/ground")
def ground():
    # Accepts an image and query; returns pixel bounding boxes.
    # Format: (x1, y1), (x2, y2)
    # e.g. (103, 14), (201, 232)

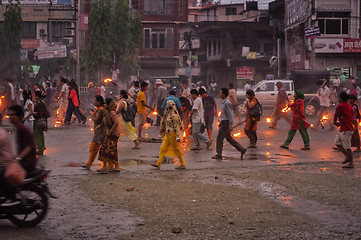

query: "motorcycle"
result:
(0, 168), (56, 227)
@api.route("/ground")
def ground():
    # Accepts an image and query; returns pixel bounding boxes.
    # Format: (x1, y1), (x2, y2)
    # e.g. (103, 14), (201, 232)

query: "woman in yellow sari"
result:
(151, 100), (185, 170)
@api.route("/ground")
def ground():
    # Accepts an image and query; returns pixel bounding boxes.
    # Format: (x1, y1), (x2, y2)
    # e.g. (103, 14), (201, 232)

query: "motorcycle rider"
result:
(8, 105), (38, 174)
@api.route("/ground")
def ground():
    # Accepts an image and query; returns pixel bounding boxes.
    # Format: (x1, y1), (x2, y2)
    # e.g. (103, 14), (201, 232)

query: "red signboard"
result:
(80, 14), (88, 31)
(21, 39), (40, 49)
(343, 39), (361, 53)
(236, 66), (254, 79)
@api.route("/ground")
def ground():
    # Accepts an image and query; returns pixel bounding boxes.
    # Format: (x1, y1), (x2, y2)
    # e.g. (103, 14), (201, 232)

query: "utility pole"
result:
(310, 0), (316, 69)
(184, 31), (192, 86)
(76, 0), (81, 86)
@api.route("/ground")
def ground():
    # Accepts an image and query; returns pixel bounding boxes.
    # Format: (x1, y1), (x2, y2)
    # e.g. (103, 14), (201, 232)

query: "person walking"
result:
(64, 80), (86, 125)
(137, 82), (154, 140)
(116, 90), (140, 149)
(179, 96), (192, 136)
(349, 95), (361, 152)
(162, 90), (181, 111)
(199, 88), (217, 140)
(97, 98), (121, 173)
(228, 83), (242, 124)
(127, 81), (140, 127)
(244, 89), (259, 148)
(270, 81), (292, 129)
(44, 82), (54, 111)
(150, 100), (185, 170)
(153, 79), (168, 126)
(22, 90), (35, 131)
(333, 92), (354, 168)
(190, 89), (211, 150)
(312, 79), (334, 130)
(56, 77), (69, 124)
(33, 91), (50, 155)
(81, 95), (105, 170)
(280, 90), (310, 150)
(212, 88), (247, 160)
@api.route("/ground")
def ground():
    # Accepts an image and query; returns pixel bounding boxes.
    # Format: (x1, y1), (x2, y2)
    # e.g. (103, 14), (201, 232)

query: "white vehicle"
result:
(237, 79), (320, 117)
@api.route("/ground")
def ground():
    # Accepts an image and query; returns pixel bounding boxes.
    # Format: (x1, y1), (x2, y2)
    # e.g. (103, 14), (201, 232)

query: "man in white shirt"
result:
(127, 81), (140, 127)
(181, 82), (191, 99)
(312, 79), (334, 130)
(56, 77), (69, 123)
(100, 83), (106, 99)
(190, 89), (211, 151)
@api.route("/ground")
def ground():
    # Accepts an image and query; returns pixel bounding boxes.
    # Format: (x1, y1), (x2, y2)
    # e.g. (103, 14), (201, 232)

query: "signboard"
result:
(343, 39), (361, 53)
(236, 66), (254, 79)
(2, 0), (70, 4)
(21, 39), (40, 49)
(80, 14), (89, 31)
(315, 38), (361, 53)
(0, 6), (73, 21)
(246, 52), (257, 59)
(305, 27), (321, 39)
(36, 45), (67, 60)
(314, 38), (343, 53)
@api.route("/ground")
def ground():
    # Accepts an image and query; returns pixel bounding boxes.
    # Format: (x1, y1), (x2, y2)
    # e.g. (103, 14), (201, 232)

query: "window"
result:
(226, 7), (237, 15)
(131, 0), (138, 9)
(144, 28), (173, 49)
(22, 22), (36, 39)
(317, 12), (349, 35)
(179, 0), (183, 15)
(144, 0), (174, 15)
(50, 22), (66, 42)
(257, 82), (274, 91)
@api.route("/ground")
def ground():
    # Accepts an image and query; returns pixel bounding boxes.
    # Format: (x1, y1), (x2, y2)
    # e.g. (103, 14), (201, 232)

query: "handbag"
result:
(121, 102), (136, 122)
(249, 99), (263, 118)
(37, 117), (48, 131)
(5, 161), (26, 187)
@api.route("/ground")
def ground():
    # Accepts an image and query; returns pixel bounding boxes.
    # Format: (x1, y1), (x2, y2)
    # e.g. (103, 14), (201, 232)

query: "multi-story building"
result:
(178, 2), (274, 89)
(131, 0), (188, 81)
(285, 0), (361, 80)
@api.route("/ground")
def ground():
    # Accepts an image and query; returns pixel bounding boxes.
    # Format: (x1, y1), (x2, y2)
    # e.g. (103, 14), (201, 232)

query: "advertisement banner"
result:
(21, 39), (40, 49)
(236, 66), (254, 79)
(36, 45), (67, 60)
(80, 14), (89, 31)
(343, 39), (361, 53)
(314, 38), (343, 53)
(2, 0), (70, 4)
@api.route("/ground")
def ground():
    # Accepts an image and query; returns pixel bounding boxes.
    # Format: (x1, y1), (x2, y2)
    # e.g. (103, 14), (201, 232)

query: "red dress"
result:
(290, 99), (310, 130)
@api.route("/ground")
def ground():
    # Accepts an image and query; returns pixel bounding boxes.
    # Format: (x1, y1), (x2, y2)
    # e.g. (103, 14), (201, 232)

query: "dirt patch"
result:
(76, 171), (341, 239)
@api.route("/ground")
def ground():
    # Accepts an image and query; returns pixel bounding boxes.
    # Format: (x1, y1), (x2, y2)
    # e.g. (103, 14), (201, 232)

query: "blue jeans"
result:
(192, 122), (209, 148)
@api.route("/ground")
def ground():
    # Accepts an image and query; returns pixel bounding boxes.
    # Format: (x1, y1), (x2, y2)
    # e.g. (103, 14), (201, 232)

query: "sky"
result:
(220, 0), (275, 9)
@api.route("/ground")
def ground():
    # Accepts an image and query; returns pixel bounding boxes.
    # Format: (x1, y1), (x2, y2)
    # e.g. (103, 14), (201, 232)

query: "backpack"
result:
(249, 98), (262, 118)
(121, 101), (136, 122)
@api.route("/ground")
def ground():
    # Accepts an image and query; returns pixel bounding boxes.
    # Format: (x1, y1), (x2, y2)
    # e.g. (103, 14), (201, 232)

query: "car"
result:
(237, 79), (320, 117)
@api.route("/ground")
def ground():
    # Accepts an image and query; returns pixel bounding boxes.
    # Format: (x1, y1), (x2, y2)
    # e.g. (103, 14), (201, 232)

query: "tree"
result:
(82, 0), (142, 80)
(0, 0), (22, 80)
(112, 0), (142, 79)
(37, 58), (59, 82)
(81, 0), (112, 76)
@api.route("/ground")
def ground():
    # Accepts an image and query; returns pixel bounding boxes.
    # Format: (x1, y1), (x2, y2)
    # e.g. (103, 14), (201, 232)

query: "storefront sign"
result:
(315, 38), (343, 53)
(246, 52), (257, 59)
(21, 39), (40, 49)
(0, 6), (73, 21)
(315, 38), (361, 53)
(80, 14), (89, 31)
(305, 27), (321, 39)
(36, 45), (67, 60)
(2, 0), (70, 4)
(236, 66), (254, 79)
(343, 39), (361, 53)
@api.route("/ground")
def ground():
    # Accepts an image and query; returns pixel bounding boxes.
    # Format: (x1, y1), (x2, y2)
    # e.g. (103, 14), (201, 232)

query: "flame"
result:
(218, 111), (221, 117)
(233, 131), (241, 137)
(89, 118), (92, 122)
(310, 124), (314, 127)
(4, 115), (9, 119)
(90, 128), (94, 131)
(320, 115), (328, 122)
(54, 120), (62, 128)
(56, 109), (59, 118)
(281, 106), (291, 113)
(104, 78), (113, 83)
(266, 118), (271, 123)
(152, 112), (158, 115)
(143, 123), (151, 129)
(359, 122), (361, 127)
(183, 132), (186, 138)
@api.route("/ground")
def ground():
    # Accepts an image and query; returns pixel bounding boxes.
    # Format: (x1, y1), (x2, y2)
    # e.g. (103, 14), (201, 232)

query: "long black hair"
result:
(22, 90), (32, 106)
(120, 89), (128, 99)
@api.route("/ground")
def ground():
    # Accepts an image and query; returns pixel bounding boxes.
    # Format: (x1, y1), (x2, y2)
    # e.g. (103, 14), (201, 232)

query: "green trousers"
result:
(283, 121), (310, 147)
(33, 122), (45, 154)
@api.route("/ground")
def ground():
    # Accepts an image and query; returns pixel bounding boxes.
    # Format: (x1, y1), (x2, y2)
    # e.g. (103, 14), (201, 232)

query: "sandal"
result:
(96, 168), (108, 174)
(175, 165), (186, 170)
(132, 146), (141, 149)
(280, 145), (289, 149)
(150, 164), (160, 170)
(342, 165), (354, 169)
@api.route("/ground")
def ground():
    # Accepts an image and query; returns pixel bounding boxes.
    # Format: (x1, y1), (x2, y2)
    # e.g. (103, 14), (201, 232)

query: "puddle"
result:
(118, 159), (148, 166)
